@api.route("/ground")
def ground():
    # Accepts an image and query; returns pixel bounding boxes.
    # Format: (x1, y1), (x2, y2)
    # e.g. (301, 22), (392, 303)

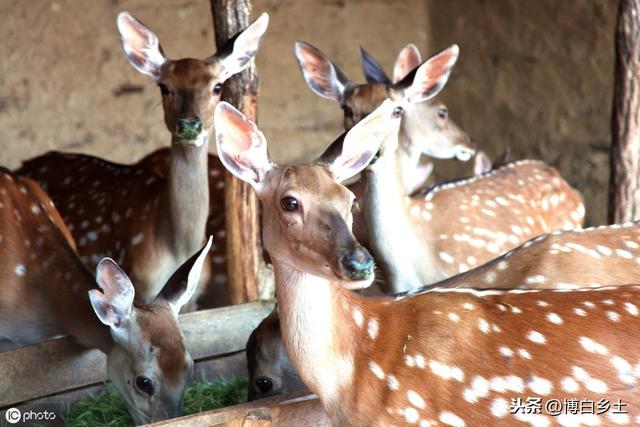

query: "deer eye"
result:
(341, 105), (353, 117)
(437, 107), (448, 119)
(213, 83), (223, 95)
(158, 83), (169, 95)
(352, 199), (360, 213)
(135, 375), (154, 396)
(281, 196), (299, 212)
(392, 106), (404, 118)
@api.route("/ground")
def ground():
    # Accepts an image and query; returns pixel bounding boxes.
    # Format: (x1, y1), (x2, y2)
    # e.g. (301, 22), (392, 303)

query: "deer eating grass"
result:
(0, 168), (212, 425)
(216, 100), (640, 426)
(17, 11), (268, 306)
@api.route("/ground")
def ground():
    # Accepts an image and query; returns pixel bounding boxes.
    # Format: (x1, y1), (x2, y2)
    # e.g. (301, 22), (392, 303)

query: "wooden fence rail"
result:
(0, 301), (274, 409)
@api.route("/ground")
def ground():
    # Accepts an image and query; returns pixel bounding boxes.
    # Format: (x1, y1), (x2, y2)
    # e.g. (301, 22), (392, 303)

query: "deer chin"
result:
(176, 131), (209, 148)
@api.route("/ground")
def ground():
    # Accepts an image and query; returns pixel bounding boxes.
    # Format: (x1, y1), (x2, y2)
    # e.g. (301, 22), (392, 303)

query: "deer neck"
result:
(37, 245), (113, 354)
(161, 136), (210, 258)
(272, 261), (365, 416)
(395, 137), (423, 194)
(362, 151), (435, 293)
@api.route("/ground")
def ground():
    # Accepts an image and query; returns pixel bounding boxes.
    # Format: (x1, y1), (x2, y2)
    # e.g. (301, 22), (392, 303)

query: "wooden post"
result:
(211, 0), (264, 304)
(610, 0), (640, 224)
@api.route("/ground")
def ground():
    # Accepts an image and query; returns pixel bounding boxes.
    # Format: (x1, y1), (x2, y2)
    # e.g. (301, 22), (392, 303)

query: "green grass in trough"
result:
(64, 377), (248, 427)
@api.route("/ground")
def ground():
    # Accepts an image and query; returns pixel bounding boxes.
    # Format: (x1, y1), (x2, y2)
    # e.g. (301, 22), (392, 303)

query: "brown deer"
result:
(16, 11), (268, 306)
(0, 168), (211, 425)
(295, 41), (475, 195)
(216, 101), (640, 426)
(246, 307), (307, 401)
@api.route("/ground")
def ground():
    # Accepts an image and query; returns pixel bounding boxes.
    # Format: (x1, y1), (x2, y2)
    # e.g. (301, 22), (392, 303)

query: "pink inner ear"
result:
(298, 47), (332, 81)
(221, 112), (256, 153)
(394, 46), (421, 83)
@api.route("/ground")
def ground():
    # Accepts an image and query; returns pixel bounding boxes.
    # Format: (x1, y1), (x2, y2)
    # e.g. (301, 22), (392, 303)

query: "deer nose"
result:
(340, 247), (374, 280)
(176, 117), (203, 140)
(255, 377), (274, 394)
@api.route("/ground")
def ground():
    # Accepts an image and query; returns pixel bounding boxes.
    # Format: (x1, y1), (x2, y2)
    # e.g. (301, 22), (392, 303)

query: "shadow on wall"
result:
(425, 0), (616, 226)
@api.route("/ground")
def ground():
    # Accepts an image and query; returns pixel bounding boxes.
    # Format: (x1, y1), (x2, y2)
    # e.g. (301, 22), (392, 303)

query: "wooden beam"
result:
(610, 0), (640, 223)
(1, 301), (273, 407)
(210, 0), (266, 304)
(147, 391), (331, 427)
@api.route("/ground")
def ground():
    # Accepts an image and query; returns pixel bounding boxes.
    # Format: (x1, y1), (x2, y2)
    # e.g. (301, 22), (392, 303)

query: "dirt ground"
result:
(0, 0), (616, 225)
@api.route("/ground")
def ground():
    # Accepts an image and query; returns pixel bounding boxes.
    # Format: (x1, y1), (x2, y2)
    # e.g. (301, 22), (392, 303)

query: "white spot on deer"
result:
(15, 264), (26, 276)
(495, 261), (508, 271)
(574, 308), (587, 316)
(486, 243), (500, 254)
(537, 300), (549, 307)
(527, 331), (545, 344)
(405, 407), (419, 423)
(495, 196), (508, 206)
(213, 256), (225, 264)
(607, 311), (621, 322)
(387, 375), (399, 391)
(352, 309), (364, 328)
(459, 216), (470, 223)
(478, 319), (491, 334)
(458, 264), (468, 273)
(514, 413), (551, 427)
(611, 356), (635, 385)
(527, 376), (552, 395)
(407, 390), (425, 409)
(429, 360), (464, 382)
(404, 354), (415, 367)
(439, 411), (465, 427)
(624, 240), (639, 249)
(481, 209), (496, 217)
(617, 249), (633, 259)
(462, 303), (475, 310)
(213, 274), (226, 284)
(546, 312), (563, 324)
(462, 375), (489, 403)
(410, 205), (420, 217)
(448, 312), (460, 322)
(80, 220), (89, 229)
(602, 299), (614, 305)
(518, 349), (531, 359)
(422, 211), (432, 221)
(499, 346), (513, 357)
(131, 233), (144, 245)
(583, 301), (596, 308)
(367, 318), (379, 339)
(490, 398), (508, 418)
(484, 271), (497, 284)
(596, 245), (613, 256)
(369, 361), (385, 380)
(624, 302), (639, 316)
(560, 377), (580, 393)
(525, 275), (545, 285)
(87, 231), (98, 241)
(607, 413), (630, 425)
(439, 252), (454, 264)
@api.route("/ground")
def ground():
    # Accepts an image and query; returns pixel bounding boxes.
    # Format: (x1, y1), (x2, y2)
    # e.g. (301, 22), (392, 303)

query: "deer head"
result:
(117, 11), (269, 147)
(294, 41), (475, 162)
(214, 100), (400, 288)
(89, 237), (212, 424)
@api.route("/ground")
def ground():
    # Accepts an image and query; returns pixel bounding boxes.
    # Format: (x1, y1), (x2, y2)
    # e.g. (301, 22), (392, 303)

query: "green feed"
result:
(64, 377), (248, 427)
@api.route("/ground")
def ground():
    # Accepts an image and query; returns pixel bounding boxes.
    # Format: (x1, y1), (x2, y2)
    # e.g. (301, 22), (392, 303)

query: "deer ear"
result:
(393, 43), (422, 84)
(295, 41), (351, 103)
(474, 151), (492, 175)
(359, 46), (391, 85)
(158, 237), (213, 314)
(89, 258), (135, 330)
(215, 102), (272, 189)
(402, 44), (459, 105)
(216, 13), (269, 81)
(320, 99), (400, 182)
(117, 12), (166, 81)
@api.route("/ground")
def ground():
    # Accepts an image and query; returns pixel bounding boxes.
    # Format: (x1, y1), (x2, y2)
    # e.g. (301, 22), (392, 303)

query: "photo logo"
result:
(5, 408), (21, 424)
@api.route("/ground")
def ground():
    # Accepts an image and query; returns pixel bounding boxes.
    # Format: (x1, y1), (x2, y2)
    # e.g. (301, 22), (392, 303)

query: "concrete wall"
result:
(0, 0), (617, 225)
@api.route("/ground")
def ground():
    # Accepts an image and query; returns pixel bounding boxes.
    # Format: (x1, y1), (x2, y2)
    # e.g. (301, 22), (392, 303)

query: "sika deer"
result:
(17, 12), (268, 305)
(246, 307), (307, 401)
(295, 41), (475, 195)
(355, 47), (583, 292)
(216, 101), (640, 426)
(0, 168), (211, 425)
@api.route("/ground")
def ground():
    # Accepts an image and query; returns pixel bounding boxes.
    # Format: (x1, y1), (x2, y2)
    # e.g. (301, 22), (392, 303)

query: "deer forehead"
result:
(135, 304), (188, 385)
(162, 59), (214, 88)
(276, 165), (351, 203)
